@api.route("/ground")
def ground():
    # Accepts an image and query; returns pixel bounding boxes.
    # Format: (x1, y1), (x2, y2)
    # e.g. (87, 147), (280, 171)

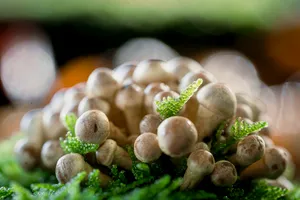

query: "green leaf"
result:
(155, 78), (203, 119)
(11, 183), (34, 200)
(0, 186), (13, 199)
(65, 113), (77, 136)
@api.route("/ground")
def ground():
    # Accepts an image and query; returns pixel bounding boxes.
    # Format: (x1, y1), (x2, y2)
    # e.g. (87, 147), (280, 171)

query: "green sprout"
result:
(59, 113), (99, 155)
(155, 78), (203, 119)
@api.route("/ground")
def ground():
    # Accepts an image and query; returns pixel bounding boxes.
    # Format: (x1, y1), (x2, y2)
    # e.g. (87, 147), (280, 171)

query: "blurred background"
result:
(1, 0), (300, 177)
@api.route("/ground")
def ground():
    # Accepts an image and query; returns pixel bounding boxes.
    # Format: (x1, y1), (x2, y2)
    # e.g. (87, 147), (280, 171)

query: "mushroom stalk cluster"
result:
(14, 57), (294, 190)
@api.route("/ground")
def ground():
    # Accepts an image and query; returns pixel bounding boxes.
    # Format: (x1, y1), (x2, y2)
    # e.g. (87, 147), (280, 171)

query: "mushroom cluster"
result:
(14, 58), (294, 190)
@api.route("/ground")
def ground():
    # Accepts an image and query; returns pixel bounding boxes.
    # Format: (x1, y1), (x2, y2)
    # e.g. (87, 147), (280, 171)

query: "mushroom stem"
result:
(109, 122), (128, 146)
(182, 96), (198, 124)
(240, 147), (288, 180)
(181, 149), (215, 190)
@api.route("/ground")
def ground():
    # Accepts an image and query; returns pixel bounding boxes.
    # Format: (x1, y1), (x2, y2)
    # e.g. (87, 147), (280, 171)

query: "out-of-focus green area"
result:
(0, 0), (297, 30)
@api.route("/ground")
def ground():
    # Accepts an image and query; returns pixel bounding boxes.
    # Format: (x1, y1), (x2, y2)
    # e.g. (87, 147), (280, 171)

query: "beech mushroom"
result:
(144, 83), (170, 114)
(132, 59), (175, 86)
(240, 147), (288, 180)
(134, 132), (162, 163)
(181, 149), (215, 190)
(14, 138), (40, 171)
(96, 139), (132, 170)
(56, 153), (111, 187)
(128, 135), (139, 145)
(211, 161), (237, 187)
(192, 142), (210, 152)
(113, 62), (136, 84)
(59, 102), (79, 128)
(49, 88), (66, 112)
(229, 135), (265, 166)
(157, 116), (198, 157)
(43, 108), (66, 140)
(165, 57), (203, 79)
(236, 104), (254, 121)
(115, 84), (144, 136)
(196, 83), (237, 141)
(20, 109), (44, 149)
(78, 96), (110, 116)
(63, 84), (86, 105)
(139, 114), (162, 134)
(260, 135), (274, 148)
(75, 110), (127, 146)
(179, 71), (217, 123)
(86, 68), (120, 101)
(41, 140), (64, 170)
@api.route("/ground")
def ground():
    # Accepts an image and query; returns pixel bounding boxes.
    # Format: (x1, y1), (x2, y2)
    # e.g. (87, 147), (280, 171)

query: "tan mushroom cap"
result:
(157, 116), (198, 157)
(113, 62), (136, 84)
(211, 161), (237, 187)
(41, 140), (64, 170)
(132, 59), (175, 85)
(134, 132), (162, 163)
(144, 83), (170, 113)
(115, 84), (144, 110)
(86, 68), (120, 100)
(96, 139), (118, 166)
(14, 138), (40, 171)
(197, 83), (237, 118)
(78, 96), (110, 117)
(75, 110), (110, 145)
(56, 153), (92, 184)
(236, 135), (265, 166)
(50, 88), (67, 112)
(43, 109), (66, 140)
(64, 86), (86, 105)
(179, 70), (217, 92)
(139, 114), (163, 134)
(165, 57), (203, 79)
(192, 142), (210, 152)
(236, 104), (253, 121)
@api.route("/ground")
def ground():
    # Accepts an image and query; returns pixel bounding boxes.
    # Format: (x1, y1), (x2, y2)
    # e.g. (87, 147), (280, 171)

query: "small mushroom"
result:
(144, 83), (170, 114)
(56, 153), (111, 187)
(196, 83), (237, 141)
(96, 139), (132, 170)
(165, 57), (203, 80)
(86, 68), (120, 101)
(41, 140), (64, 170)
(132, 59), (175, 86)
(78, 96), (110, 117)
(192, 142), (210, 152)
(115, 84), (144, 136)
(20, 109), (44, 149)
(152, 91), (186, 116)
(14, 138), (40, 171)
(157, 116), (198, 157)
(229, 135), (265, 166)
(75, 110), (127, 146)
(236, 104), (253, 121)
(181, 149), (215, 190)
(240, 147), (288, 180)
(43, 108), (67, 140)
(210, 160), (237, 187)
(260, 135), (274, 148)
(49, 88), (66, 112)
(113, 62), (136, 84)
(64, 85), (86, 105)
(179, 71), (217, 123)
(128, 135), (139, 145)
(59, 102), (79, 128)
(139, 114), (163, 134)
(134, 132), (162, 163)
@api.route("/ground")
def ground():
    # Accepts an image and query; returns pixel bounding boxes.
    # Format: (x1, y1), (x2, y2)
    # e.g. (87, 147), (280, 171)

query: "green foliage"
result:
(285, 185), (300, 200)
(155, 78), (203, 119)
(211, 118), (268, 156)
(0, 187), (13, 199)
(60, 114), (99, 154)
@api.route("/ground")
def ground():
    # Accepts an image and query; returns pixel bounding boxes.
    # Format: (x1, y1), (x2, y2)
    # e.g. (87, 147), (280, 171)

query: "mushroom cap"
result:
(157, 116), (198, 157)
(236, 93), (266, 120)
(41, 140), (64, 170)
(78, 96), (110, 117)
(75, 110), (110, 144)
(264, 147), (288, 179)
(144, 83), (170, 112)
(197, 83), (237, 118)
(139, 114), (163, 134)
(14, 138), (39, 171)
(211, 160), (237, 187)
(50, 88), (66, 112)
(56, 153), (90, 184)
(132, 59), (175, 85)
(96, 139), (117, 166)
(236, 104), (253, 121)
(113, 62), (136, 84)
(260, 135), (274, 148)
(187, 149), (215, 175)
(236, 135), (265, 166)
(152, 90), (183, 115)
(86, 68), (120, 100)
(192, 142), (210, 152)
(115, 84), (144, 110)
(59, 102), (79, 127)
(134, 132), (162, 163)
(179, 70), (217, 92)
(165, 57), (203, 79)
(64, 86), (85, 105)
(43, 109), (66, 140)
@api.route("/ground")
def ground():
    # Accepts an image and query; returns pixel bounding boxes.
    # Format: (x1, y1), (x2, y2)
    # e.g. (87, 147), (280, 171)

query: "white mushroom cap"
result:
(132, 59), (175, 85)
(43, 109), (66, 140)
(63, 85), (85, 105)
(49, 88), (66, 112)
(157, 116), (198, 157)
(236, 103), (254, 121)
(78, 96), (110, 117)
(41, 140), (64, 170)
(139, 114), (162, 134)
(113, 62), (136, 84)
(115, 84), (144, 111)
